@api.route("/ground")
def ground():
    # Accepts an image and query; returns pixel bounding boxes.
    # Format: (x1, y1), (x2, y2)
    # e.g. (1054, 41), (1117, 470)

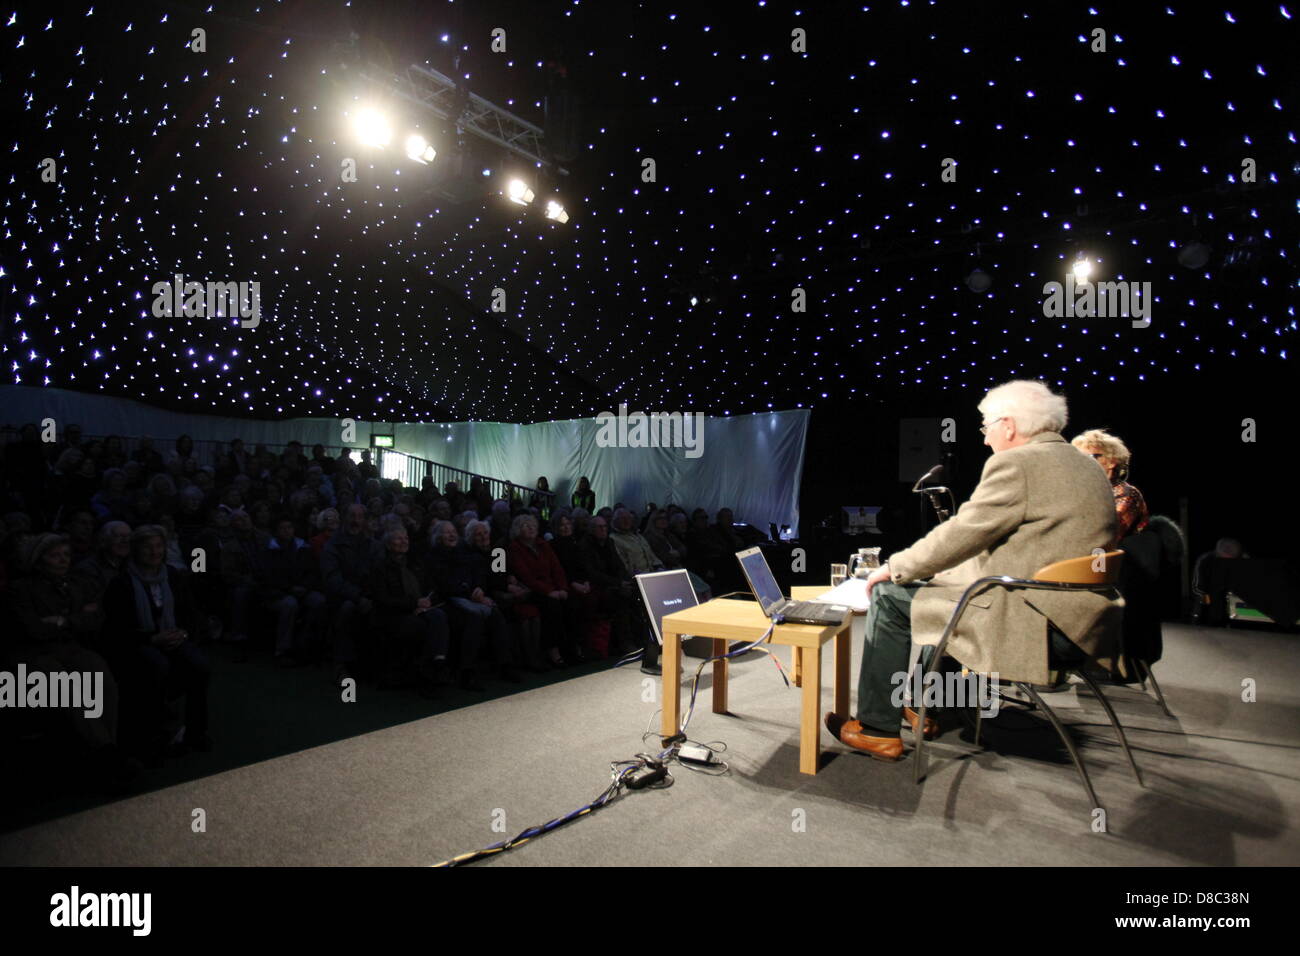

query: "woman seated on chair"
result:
(1071, 428), (1149, 542)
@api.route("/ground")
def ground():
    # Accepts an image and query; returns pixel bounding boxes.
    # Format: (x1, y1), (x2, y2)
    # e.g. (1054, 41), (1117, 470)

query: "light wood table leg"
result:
(834, 627), (851, 718)
(800, 642), (823, 774)
(661, 629), (681, 738)
(712, 637), (728, 714)
(792, 645), (802, 687)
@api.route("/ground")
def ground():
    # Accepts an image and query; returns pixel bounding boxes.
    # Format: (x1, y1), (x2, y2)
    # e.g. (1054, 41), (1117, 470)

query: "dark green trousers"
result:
(855, 580), (933, 734)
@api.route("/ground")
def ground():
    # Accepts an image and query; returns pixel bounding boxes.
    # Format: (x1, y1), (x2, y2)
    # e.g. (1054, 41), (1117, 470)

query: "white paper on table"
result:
(811, 577), (871, 611)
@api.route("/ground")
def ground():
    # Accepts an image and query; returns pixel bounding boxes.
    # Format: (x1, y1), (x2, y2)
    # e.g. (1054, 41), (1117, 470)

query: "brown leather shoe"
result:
(902, 706), (939, 741)
(824, 712), (903, 761)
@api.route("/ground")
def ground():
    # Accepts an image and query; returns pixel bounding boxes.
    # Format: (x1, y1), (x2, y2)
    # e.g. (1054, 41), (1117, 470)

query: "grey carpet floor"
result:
(2, 623), (1297, 866)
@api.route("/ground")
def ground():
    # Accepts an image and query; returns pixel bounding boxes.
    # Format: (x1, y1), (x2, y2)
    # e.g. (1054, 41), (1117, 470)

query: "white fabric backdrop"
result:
(0, 387), (810, 532)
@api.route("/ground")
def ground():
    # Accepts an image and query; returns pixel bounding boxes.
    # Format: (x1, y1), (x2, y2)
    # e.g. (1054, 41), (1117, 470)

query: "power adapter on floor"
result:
(677, 743), (718, 765)
(626, 760), (668, 790)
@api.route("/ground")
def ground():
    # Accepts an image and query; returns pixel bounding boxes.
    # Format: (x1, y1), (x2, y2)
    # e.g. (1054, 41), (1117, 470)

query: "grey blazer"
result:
(888, 431), (1124, 684)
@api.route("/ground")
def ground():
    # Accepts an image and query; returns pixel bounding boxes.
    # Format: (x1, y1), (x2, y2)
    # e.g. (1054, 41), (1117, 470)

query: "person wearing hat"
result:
(5, 532), (135, 787)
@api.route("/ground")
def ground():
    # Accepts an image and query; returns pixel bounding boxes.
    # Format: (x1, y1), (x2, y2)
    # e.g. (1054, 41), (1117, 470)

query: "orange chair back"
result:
(1033, 550), (1124, 586)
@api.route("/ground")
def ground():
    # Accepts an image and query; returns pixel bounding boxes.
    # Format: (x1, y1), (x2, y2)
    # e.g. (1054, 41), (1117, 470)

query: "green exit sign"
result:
(372, 434), (395, 448)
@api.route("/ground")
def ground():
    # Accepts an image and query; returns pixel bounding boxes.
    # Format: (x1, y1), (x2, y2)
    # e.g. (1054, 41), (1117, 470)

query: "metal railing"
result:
(1, 427), (556, 506)
(375, 448), (556, 509)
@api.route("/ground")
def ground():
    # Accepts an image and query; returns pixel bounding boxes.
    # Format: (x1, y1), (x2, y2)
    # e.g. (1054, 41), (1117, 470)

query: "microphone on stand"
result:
(911, 464), (946, 494)
(912, 464), (952, 522)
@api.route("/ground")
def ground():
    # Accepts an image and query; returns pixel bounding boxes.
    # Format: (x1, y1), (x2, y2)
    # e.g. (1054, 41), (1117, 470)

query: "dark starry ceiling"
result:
(2, 0), (1296, 423)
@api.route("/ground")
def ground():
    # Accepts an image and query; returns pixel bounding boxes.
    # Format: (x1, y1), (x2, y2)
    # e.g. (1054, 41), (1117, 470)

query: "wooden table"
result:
(659, 592), (857, 775)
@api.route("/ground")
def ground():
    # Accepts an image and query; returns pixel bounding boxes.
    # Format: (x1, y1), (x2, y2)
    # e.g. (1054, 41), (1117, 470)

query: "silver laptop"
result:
(736, 547), (850, 625)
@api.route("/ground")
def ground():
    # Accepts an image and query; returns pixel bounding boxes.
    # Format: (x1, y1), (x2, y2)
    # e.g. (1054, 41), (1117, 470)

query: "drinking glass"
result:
(830, 564), (848, 588)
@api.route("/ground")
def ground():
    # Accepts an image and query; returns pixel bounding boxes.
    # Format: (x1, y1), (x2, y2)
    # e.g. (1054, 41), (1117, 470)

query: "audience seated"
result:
(579, 514), (651, 668)
(508, 513), (577, 667)
(0, 422), (765, 797)
(101, 526), (211, 764)
(261, 517), (327, 667)
(3, 533), (134, 787)
(427, 520), (520, 685)
(367, 527), (447, 697)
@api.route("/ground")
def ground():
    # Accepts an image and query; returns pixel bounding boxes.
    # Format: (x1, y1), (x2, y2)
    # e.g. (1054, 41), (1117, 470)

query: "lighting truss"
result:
(359, 63), (562, 174)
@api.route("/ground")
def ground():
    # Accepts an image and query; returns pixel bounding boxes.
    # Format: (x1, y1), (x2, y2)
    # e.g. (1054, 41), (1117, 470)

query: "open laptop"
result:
(736, 547), (850, 626)
(636, 569), (701, 646)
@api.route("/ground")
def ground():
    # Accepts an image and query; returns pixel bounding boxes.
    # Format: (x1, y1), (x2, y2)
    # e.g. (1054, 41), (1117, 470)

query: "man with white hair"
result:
(826, 380), (1123, 761)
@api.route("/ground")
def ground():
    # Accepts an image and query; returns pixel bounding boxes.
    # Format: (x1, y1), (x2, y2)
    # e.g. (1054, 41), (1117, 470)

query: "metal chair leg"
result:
(1076, 669), (1144, 787)
(1139, 659), (1174, 718)
(913, 634), (951, 784)
(1017, 682), (1102, 812)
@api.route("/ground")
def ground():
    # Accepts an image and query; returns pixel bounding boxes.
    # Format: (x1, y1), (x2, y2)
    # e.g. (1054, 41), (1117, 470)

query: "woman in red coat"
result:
(507, 514), (582, 666)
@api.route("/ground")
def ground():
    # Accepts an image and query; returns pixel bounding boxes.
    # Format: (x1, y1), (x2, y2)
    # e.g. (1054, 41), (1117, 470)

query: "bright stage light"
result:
(507, 179), (535, 205)
(405, 133), (436, 164)
(545, 199), (569, 223)
(1071, 257), (1093, 283)
(354, 108), (392, 148)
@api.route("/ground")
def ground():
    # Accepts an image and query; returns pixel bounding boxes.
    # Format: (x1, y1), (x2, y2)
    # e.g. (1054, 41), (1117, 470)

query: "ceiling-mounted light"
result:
(507, 179), (535, 205)
(965, 268), (992, 292)
(405, 133), (436, 164)
(545, 199), (569, 223)
(1177, 241), (1212, 270)
(353, 108), (392, 148)
(1071, 257), (1093, 283)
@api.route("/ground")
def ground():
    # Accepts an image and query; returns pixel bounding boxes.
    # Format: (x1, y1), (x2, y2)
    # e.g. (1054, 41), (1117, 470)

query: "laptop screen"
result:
(737, 548), (785, 613)
(636, 570), (700, 646)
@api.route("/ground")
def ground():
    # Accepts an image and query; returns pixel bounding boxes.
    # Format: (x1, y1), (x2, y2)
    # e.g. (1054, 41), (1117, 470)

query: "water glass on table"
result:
(830, 563), (848, 588)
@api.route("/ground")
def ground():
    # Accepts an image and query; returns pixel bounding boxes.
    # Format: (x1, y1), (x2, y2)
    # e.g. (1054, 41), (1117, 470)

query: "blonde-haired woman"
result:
(1072, 428), (1149, 540)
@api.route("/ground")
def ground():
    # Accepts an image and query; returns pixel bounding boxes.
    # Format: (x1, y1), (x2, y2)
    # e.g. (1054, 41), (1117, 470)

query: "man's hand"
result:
(416, 597), (432, 611)
(864, 563), (891, 599)
(153, 628), (186, 648)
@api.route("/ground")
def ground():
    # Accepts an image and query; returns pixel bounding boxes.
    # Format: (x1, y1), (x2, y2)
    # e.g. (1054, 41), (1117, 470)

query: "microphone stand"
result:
(922, 488), (951, 523)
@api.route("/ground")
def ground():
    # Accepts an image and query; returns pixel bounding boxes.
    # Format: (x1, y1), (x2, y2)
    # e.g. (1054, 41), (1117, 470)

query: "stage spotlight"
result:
(1177, 241), (1212, 270)
(964, 268), (992, 292)
(507, 179), (535, 205)
(545, 199), (569, 224)
(405, 133), (436, 165)
(1071, 257), (1093, 283)
(354, 108), (392, 148)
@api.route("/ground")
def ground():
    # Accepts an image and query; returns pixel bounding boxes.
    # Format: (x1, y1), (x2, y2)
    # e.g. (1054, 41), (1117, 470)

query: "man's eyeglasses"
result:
(979, 417), (1005, 435)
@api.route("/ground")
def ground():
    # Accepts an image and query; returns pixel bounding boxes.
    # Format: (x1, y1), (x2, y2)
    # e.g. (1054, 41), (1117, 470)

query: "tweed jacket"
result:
(887, 431), (1124, 684)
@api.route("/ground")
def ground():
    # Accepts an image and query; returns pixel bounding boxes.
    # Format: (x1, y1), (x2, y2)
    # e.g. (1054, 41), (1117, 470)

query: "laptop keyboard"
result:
(782, 600), (843, 620)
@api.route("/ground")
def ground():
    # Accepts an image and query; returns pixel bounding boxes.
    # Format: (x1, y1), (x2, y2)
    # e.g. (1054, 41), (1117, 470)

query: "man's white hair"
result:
(978, 380), (1068, 437)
